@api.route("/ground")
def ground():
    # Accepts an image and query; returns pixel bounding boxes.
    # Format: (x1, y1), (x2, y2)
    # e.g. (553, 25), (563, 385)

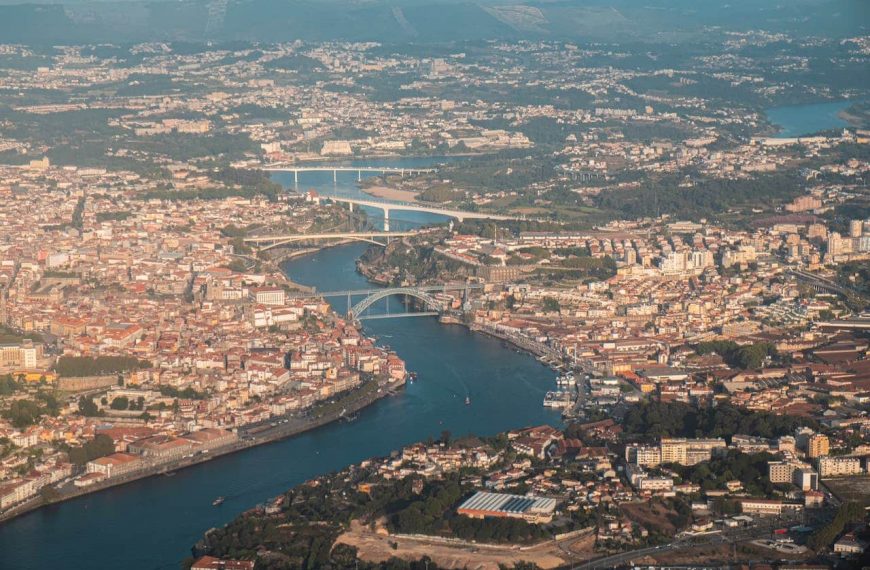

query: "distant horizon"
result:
(0, 0), (866, 45)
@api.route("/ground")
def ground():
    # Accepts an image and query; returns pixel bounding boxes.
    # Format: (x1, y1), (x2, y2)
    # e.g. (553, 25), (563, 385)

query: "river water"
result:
(269, 156), (456, 230)
(0, 162), (559, 570)
(765, 100), (852, 138)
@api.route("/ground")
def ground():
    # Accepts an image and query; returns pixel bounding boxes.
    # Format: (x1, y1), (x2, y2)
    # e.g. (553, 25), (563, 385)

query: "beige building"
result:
(0, 340), (42, 369)
(251, 287), (286, 306)
(625, 445), (662, 467)
(660, 438), (726, 466)
(86, 453), (141, 478)
(740, 499), (804, 516)
(817, 456), (862, 478)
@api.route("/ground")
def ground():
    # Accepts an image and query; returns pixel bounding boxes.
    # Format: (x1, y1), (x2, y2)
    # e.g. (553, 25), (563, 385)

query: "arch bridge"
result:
(348, 287), (444, 320)
(243, 231), (414, 252)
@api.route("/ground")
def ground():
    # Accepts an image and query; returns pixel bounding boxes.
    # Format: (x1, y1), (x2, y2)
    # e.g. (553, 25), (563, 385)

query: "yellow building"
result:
(14, 370), (57, 383)
(807, 434), (830, 459)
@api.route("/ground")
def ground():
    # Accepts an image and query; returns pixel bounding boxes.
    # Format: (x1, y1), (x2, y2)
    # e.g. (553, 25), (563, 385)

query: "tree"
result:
(2, 400), (42, 428)
(542, 297), (560, 313)
(77, 396), (101, 417)
(440, 430), (452, 447)
(0, 374), (19, 396)
(40, 486), (61, 504)
(55, 355), (150, 377)
(808, 502), (864, 551)
(110, 396), (129, 410)
(695, 340), (776, 370)
(67, 434), (115, 466)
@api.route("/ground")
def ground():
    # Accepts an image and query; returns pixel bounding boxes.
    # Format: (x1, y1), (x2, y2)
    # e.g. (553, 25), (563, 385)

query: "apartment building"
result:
(660, 438), (727, 466)
(817, 456), (863, 478)
(807, 433), (830, 459)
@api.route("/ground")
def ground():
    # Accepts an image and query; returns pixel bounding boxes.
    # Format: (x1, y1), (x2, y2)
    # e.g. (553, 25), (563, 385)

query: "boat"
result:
(543, 390), (573, 408)
(465, 395), (471, 405)
(408, 372), (418, 382)
(163, 471), (176, 477)
(556, 374), (577, 387)
(212, 496), (225, 507)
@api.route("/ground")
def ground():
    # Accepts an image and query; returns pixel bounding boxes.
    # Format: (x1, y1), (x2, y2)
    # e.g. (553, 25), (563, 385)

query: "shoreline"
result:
(360, 183), (422, 203)
(0, 376), (404, 525)
(0, 244), (560, 527)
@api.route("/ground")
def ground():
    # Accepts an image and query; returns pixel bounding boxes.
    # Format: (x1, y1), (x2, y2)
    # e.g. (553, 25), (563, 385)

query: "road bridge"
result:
(789, 269), (864, 300)
(243, 231), (414, 251)
(262, 165), (436, 184)
(292, 283), (484, 320)
(357, 311), (440, 321)
(321, 195), (524, 231)
(291, 283), (485, 300)
(348, 287), (444, 320)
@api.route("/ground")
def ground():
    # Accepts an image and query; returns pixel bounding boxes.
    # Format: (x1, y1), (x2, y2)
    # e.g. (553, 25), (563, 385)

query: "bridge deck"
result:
(291, 283), (484, 298)
(243, 231), (414, 243)
(262, 166), (436, 173)
(357, 312), (439, 320)
(322, 195), (522, 221)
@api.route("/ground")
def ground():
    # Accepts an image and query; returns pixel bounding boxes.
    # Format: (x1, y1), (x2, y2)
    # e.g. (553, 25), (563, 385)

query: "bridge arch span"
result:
(348, 288), (442, 319)
(258, 235), (388, 252)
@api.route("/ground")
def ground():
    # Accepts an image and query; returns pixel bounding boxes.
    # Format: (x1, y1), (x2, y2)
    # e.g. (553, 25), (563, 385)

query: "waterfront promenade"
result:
(0, 377), (404, 524)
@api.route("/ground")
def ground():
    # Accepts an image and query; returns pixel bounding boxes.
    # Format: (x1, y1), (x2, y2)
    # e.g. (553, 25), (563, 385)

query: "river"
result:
(0, 162), (560, 570)
(765, 100), (853, 138)
(269, 156), (457, 230)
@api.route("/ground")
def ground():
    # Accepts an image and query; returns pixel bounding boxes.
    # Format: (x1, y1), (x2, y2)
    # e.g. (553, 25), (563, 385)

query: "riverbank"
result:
(839, 106), (869, 130)
(0, 376), (404, 525)
(360, 184), (422, 202)
(0, 240), (561, 570)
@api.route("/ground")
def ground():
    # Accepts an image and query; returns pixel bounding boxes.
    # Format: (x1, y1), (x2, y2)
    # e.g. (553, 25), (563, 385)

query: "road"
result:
(571, 517), (806, 569)
(0, 377), (403, 525)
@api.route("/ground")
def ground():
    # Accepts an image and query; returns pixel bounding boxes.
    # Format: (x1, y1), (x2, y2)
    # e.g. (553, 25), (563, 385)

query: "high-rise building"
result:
(807, 433), (829, 459)
(768, 461), (797, 483)
(827, 232), (843, 257)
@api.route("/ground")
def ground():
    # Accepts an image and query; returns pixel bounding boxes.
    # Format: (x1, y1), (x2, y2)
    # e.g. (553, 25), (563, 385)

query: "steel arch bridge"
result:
(348, 287), (443, 320)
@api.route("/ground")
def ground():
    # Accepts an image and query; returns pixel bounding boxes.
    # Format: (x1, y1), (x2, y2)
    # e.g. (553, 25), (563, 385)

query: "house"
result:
(834, 532), (868, 555)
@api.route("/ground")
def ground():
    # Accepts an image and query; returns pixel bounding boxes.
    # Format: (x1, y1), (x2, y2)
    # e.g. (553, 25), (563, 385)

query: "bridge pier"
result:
(293, 170), (298, 186)
(333, 169), (337, 183)
(383, 209), (390, 232)
(358, 170), (362, 182)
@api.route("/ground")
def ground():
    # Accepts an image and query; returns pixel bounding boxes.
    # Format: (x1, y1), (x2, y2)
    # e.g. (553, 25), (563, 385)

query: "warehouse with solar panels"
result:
(457, 491), (558, 523)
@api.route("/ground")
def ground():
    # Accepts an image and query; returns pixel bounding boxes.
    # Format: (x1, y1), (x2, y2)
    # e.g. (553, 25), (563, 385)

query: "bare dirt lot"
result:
(335, 520), (596, 570)
(825, 476), (870, 507)
(620, 502), (680, 536)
